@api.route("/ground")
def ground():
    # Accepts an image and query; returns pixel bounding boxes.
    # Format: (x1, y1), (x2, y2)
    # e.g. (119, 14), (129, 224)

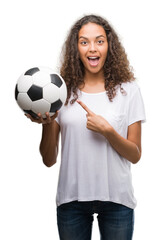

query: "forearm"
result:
(77, 100), (142, 164)
(103, 127), (141, 164)
(40, 122), (59, 167)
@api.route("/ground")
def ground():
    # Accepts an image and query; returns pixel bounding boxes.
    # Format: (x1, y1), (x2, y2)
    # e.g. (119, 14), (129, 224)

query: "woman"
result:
(26, 15), (146, 240)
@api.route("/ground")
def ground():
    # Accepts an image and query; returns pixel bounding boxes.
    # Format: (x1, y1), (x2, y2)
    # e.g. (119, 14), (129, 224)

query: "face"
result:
(78, 22), (108, 76)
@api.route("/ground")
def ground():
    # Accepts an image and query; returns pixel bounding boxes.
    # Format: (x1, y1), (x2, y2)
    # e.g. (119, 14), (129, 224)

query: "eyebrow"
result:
(79, 35), (106, 40)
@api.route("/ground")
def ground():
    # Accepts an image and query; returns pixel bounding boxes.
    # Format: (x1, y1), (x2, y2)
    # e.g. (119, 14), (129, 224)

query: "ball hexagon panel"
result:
(17, 93), (32, 110)
(50, 74), (63, 88)
(32, 99), (51, 117)
(43, 83), (60, 103)
(59, 83), (67, 103)
(27, 85), (43, 101)
(17, 75), (33, 92)
(33, 71), (51, 87)
(39, 66), (54, 74)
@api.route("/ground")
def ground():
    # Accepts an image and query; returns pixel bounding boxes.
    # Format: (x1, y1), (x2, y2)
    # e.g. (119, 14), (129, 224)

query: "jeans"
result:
(57, 201), (134, 240)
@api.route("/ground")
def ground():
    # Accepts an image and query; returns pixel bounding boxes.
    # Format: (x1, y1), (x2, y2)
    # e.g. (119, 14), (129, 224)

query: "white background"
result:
(0, 0), (161, 239)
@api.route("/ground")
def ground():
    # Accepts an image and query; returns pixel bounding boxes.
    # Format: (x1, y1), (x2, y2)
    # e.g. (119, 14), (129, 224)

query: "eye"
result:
(97, 40), (104, 44)
(79, 40), (88, 46)
(80, 41), (88, 45)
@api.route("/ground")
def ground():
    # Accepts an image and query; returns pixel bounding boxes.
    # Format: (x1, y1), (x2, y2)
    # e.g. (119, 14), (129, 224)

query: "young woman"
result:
(26, 15), (146, 240)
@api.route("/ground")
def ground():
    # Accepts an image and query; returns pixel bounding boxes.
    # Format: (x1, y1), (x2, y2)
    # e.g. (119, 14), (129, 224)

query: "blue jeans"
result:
(57, 201), (134, 240)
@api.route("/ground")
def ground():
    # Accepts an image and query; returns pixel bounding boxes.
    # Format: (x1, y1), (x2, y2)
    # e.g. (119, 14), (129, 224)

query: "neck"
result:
(84, 71), (105, 85)
(79, 71), (105, 93)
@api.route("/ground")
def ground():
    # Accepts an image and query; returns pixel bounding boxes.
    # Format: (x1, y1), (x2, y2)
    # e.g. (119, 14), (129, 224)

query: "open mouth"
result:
(87, 57), (100, 67)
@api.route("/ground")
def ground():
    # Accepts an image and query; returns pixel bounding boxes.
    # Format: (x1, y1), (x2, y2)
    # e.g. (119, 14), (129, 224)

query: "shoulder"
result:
(121, 81), (140, 91)
(120, 81), (140, 97)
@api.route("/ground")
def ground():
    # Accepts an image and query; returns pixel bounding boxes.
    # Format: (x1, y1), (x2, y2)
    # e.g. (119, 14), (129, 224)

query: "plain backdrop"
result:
(0, 0), (161, 239)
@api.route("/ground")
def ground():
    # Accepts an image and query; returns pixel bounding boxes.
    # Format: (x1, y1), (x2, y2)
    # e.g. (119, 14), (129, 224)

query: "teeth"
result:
(88, 57), (99, 59)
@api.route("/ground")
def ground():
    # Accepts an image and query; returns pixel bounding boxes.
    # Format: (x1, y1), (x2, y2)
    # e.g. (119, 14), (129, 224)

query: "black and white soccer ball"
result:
(15, 67), (67, 118)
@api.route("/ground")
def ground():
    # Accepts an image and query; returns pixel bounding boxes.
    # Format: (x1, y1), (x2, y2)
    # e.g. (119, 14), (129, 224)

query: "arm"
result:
(25, 112), (60, 167)
(40, 120), (60, 167)
(77, 100), (142, 164)
(103, 121), (141, 164)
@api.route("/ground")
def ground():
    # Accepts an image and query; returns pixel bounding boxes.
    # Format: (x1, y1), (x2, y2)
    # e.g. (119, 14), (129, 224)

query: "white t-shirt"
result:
(55, 81), (146, 209)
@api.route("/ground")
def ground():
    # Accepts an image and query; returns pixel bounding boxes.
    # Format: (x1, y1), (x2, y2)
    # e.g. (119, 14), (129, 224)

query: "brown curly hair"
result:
(60, 14), (135, 104)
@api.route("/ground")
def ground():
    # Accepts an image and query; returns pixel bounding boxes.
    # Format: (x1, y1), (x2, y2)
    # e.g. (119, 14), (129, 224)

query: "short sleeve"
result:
(128, 85), (146, 126)
(54, 115), (60, 125)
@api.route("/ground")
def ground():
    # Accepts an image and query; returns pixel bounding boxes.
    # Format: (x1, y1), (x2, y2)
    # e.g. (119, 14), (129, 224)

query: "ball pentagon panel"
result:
(15, 84), (19, 100)
(50, 99), (63, 113)
(27, 85), (43, 101)
(24, 67), (40, 76)
(24, 110), (39, 119)
(50, 74), (63, 88)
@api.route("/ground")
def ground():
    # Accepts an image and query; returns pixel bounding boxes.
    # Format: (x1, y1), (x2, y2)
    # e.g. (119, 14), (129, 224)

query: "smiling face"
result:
(78, 22), (108, 77)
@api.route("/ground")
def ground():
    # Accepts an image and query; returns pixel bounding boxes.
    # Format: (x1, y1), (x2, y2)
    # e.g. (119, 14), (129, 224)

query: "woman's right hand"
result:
(25, 111), (59, 125)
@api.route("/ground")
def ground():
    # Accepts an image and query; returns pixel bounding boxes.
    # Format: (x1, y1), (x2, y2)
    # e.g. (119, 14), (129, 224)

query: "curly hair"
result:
(60, 14), (135, 104)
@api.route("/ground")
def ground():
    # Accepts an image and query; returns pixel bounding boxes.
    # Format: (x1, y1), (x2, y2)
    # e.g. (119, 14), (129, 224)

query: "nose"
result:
(89, 42), (97, 52)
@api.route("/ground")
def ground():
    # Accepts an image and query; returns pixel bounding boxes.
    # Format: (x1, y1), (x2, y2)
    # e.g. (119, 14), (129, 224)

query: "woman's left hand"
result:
(77, 100), (112, 135)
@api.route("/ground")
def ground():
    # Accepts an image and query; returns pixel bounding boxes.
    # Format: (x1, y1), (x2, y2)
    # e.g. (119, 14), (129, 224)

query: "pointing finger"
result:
(77, 100), (94, 115)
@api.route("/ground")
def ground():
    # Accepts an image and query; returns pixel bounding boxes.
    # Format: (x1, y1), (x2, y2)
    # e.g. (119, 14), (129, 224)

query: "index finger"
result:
(77, 100), (93, 115)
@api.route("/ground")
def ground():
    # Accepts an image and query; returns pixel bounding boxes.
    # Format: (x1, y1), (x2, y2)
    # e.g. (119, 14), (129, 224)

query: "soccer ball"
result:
(15, 67), (67, 118)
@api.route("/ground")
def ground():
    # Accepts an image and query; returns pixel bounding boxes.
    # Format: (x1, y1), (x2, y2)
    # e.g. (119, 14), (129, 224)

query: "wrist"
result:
(102, 124), (114, 139)
(42, 121), (53, 131)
